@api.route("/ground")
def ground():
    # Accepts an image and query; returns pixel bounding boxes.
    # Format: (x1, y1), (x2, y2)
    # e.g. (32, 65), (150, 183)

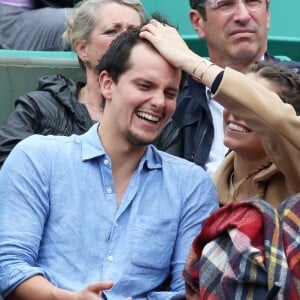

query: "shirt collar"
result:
(80, 123), (162, 170)
(81, 123), (105, 161)
(139, 145), (163, 170)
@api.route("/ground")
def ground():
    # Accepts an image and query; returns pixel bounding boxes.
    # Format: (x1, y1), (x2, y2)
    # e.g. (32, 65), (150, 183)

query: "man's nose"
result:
(233, 1), (252, 21)
(150, 91), (165, 107)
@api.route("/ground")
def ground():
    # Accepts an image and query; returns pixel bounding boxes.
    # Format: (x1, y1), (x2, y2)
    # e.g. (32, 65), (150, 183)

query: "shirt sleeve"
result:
(0, 137), (50, 298)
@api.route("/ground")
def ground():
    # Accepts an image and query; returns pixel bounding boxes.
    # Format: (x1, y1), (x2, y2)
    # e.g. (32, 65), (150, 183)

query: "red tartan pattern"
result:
(183, 194), (300, 300)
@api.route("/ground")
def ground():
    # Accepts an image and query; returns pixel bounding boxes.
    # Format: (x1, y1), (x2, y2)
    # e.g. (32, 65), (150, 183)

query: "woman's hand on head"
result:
(140, 19), (202, 74)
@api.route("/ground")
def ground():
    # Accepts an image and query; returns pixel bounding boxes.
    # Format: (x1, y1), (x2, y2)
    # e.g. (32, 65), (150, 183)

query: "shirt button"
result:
(107, 255), (114, 262)
(106, 187), (112, 194)
(104, 159), (109, 165)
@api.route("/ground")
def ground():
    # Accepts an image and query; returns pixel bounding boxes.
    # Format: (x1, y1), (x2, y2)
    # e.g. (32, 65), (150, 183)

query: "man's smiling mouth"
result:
(136, 111), (161, 123)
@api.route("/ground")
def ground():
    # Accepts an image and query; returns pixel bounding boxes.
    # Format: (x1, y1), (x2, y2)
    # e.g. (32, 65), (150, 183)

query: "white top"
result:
(205, 88), (228, 174)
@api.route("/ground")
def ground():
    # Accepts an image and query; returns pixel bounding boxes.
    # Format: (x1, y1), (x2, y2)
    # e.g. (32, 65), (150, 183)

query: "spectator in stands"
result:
(154, 0), (300, 175)
(0, 25), (218, 299)
(212, 60), (300, 208)
(140, 19), (300, 299)
(0, 0), (146, 167)
(142, 19), (300, 208)
(0, 0), (81, 50)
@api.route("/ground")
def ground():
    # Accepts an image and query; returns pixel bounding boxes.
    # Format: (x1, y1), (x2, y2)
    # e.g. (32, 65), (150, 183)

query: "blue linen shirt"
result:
(0, 123), (218, 299)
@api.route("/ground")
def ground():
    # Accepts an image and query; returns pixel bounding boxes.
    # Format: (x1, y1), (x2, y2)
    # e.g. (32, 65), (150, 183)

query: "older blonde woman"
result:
(0, 0), (146, 167)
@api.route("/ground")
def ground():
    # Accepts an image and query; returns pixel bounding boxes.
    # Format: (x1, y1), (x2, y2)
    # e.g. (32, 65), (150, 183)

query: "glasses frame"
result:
(196, 0), (266, 13)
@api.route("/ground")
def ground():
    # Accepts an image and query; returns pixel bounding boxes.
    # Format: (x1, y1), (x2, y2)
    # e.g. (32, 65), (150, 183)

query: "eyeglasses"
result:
(197, 0), (266, 14)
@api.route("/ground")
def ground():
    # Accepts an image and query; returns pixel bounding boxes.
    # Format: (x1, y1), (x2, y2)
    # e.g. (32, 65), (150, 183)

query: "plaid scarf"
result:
(182, 194), (300, 300)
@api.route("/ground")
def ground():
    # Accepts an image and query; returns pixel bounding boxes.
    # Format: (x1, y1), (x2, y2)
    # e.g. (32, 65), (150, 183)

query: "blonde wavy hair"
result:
(62, 0), (147, 70)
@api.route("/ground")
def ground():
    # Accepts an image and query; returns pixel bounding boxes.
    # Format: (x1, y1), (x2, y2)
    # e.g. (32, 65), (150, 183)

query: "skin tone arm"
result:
(8, 275), (114, 300)
(139, 20), (223, 88)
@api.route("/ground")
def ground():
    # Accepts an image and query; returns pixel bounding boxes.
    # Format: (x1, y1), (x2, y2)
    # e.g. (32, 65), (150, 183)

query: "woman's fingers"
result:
(85, 281), (114, 293)
(140, 19), (193, 68)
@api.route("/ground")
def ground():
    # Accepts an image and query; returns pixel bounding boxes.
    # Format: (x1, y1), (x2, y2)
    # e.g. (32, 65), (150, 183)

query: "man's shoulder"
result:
(17, 134), (77, 153)
(154, 147), (206, 172)
(153, 150), (215, 196)
(0, 134), (77, 172)
(17, 123), (97, 153)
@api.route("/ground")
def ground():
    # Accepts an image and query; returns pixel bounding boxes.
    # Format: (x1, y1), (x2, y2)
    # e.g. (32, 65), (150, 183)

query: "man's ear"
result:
(99, 71), (113, 102)
(189, 9), (206, 39)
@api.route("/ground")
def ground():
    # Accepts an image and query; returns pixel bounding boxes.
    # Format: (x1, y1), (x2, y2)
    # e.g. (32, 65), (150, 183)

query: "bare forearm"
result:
(7, 275), (73, 300)
(7, 275), (113, 300)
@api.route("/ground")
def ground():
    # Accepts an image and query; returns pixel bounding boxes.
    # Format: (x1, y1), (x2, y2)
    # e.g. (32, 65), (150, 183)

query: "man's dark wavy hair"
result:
(95, 13), (185, 88)
(95, 25), (144, 83)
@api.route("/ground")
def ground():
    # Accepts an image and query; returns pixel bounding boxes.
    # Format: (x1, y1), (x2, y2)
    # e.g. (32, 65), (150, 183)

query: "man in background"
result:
(156, 0), (300, 174)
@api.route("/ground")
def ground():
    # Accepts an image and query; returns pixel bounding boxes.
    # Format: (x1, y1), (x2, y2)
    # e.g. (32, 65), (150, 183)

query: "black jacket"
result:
(155, 75), (213, 169)
(0, 74), (94, 167)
